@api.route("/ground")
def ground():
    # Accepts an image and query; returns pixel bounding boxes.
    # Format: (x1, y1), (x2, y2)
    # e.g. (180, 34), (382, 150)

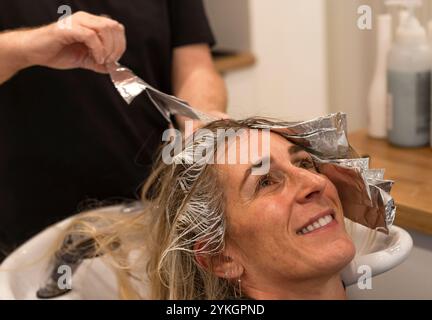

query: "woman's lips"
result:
(296, 208), (338, 236)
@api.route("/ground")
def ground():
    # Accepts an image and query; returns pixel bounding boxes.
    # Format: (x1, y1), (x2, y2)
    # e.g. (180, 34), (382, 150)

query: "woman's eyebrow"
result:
(239, 145), (307, 192)
(288, 144), (307, 155)
(239, 156), (272, 191)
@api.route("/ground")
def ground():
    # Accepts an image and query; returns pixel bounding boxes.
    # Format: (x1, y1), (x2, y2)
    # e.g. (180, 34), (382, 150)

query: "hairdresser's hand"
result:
(204, 110), (230, 121)
(15, 11), (126, 74)
(176, 110), (230, 136)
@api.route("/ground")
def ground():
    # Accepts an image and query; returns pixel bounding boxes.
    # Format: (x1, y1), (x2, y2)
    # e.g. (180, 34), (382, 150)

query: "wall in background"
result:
(326, 0), (378, 131)
(205, 0), (432, 129)
(327, 0), (432, 131)
(205, 0), (328, 121)
(203, 0), (251, 52)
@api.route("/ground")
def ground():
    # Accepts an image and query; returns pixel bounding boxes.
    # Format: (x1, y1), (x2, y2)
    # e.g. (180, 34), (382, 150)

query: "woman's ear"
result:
(193, 241), (244, 280)
(211, 254), (244, 280)
(193, 241), (210, 269)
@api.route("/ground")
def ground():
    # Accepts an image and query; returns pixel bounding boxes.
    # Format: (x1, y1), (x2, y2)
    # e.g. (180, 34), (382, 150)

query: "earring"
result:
(234, 277), (242, 299)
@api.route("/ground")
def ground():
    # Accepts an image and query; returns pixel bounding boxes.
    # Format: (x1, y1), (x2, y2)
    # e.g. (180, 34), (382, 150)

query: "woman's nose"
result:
(293, 168), (327, 203)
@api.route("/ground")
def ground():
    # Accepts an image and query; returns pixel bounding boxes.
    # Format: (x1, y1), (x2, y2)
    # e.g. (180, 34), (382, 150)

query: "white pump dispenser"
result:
(387, 0), (425, 42)
(385, 0), (431, 147)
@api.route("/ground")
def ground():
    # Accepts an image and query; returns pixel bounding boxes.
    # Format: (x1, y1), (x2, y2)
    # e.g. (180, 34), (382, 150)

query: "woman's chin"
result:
(308, 236), (356, 275)
(329, 237), (356, 271)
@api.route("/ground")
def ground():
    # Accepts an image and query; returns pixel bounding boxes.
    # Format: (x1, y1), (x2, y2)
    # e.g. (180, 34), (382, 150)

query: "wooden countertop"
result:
(349, 130), (432, 235)
(213, 52), (256, 73)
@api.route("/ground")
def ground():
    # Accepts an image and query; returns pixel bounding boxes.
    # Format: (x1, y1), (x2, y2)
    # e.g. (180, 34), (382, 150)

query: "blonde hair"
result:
(57, 119), (254, 300)
(53, 118), (374, 299)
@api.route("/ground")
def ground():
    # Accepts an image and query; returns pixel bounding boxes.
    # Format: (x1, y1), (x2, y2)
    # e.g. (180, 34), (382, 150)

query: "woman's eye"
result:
(298, 158), (317, 171)
(256, 174), (276, 191)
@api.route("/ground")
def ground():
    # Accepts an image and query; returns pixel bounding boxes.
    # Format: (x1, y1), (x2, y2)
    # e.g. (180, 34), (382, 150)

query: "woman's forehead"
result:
(225, 130), (294, 153)
(215, 131), (295, 173)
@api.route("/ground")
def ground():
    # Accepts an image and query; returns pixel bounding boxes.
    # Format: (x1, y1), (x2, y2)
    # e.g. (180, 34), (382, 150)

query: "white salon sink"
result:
(341, 219), (413, 287)
(0, 206), (413, 300)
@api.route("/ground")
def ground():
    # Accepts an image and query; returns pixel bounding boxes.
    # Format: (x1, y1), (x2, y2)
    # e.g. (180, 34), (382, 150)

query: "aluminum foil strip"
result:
(251, 113), (396, 233)
(311, 158), (395, 234)
(107, 62), (213, 122)
(251, 113), (348, 137)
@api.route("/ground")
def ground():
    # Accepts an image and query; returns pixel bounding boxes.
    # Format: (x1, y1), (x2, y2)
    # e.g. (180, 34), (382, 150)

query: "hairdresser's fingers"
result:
(69, 25), (105, 65)
(176, 111), (229, 137)
(81, 54), (108, 73)
(108, 22), (126, 63)
(99, 14), (125, 63)
(79, 13), (123, 63)
(99, 14), (127, 63)
(206, 110), (230, 120)
(98, 27), (114, 63)
(79, 21), (113, 64)
(193, 111), (230, 130)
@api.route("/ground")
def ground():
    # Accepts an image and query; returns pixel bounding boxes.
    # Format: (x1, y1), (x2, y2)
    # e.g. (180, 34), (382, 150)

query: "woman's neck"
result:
(242, 274), (347, 300)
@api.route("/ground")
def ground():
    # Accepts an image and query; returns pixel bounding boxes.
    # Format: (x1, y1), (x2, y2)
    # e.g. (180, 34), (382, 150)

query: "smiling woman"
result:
(46, 118), (356, 300)
(213, 126), (355, 299)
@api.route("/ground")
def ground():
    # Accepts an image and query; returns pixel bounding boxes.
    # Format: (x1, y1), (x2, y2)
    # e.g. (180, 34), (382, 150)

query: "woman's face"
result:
(216, 131), (355, 287)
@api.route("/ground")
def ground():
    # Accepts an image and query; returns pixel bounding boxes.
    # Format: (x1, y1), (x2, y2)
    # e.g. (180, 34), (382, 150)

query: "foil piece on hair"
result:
(327, 158), (370, 171)
(250, 113), (355, 158)
(253, 112), (348, 137)
(365, 169), (385, 181)
(311, 157), (395, 234)
(284, 128), (350, 158)
(107, 62), (214, 122)
(253, 112), (396, 233)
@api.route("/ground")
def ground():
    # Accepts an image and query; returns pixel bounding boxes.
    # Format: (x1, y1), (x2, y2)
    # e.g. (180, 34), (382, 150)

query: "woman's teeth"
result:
(297, 214), (334, 235)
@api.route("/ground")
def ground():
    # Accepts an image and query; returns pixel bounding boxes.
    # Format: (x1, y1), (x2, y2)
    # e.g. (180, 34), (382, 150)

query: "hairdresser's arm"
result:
(172, 44), (228, 131)
(0, 11), (126, 85)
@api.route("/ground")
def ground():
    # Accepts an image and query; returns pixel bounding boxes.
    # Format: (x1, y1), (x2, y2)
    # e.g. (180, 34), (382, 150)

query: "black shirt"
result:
(0, 0), (215, 257)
